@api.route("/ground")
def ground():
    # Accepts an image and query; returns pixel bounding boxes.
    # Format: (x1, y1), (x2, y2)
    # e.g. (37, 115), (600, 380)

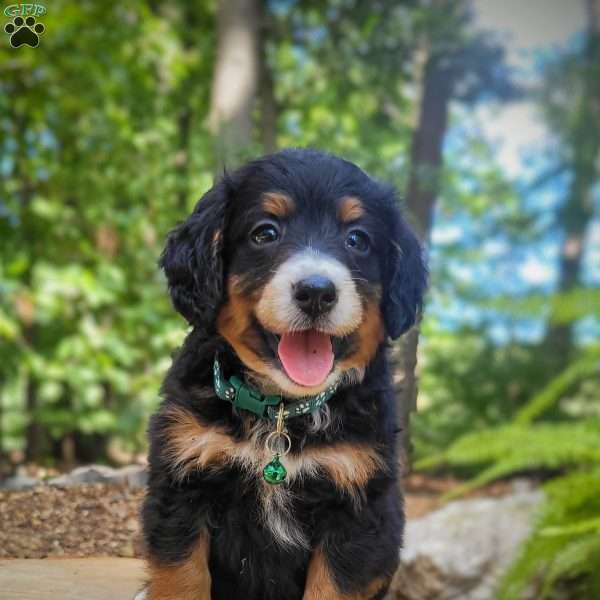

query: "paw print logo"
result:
(4, 16), (45, 48)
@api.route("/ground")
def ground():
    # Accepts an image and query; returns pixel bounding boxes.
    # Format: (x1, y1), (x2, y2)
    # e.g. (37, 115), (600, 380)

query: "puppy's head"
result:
(161, 149), (427, 397)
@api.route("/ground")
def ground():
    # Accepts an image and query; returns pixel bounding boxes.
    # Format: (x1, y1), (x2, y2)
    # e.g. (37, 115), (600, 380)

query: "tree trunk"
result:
(405, 59), (452, 240)
(258, 4), (278, 154)
(589, 0), (600, 30)
(174, 2), (200, 212)
(13, 99), (49, 464)
(24, 376), (46, 462)
(543, 0), (600, 364)
(397, 45), (453, 468)
(175, 106), (192, 211)
(209, 0), (261, 171)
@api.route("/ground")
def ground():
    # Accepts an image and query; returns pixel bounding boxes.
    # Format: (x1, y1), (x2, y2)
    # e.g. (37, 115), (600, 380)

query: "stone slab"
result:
(0, 558), (145, 600)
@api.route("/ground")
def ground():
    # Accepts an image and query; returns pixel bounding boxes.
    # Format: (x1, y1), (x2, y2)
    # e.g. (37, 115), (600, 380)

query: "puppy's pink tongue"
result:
(278, 331), (334, 387)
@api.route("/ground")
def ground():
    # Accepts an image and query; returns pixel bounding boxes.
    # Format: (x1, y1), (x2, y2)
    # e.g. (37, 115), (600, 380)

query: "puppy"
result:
(139, 148), (427, 600)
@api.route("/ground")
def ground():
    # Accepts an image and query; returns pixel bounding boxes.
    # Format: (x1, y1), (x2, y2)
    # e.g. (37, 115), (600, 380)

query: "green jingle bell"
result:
(263, 454), (287, 484)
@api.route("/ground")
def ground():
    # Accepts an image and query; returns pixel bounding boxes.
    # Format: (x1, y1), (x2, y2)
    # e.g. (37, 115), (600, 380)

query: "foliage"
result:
(0, 0), (469, 458)
(413, 290), (600, 457)
(1, 0), (521, 460)
(416, 343), (600, 598)
(0, 1), (213, 457)
(498, 470), (600, 600)
(413, 17), (600, 596)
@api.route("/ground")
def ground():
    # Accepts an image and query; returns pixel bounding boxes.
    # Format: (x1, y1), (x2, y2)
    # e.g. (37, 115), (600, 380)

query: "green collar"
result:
(213, 357), (339, 420)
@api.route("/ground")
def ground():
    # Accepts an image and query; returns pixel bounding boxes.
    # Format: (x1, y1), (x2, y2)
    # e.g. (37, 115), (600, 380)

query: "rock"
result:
(0, 474), (40, 491)
(48, 465), (115, 487)
(387, 490), (544, 600)
(1, 464), (148, 491)
(117, 465), (148, 488)
(48, 465), (147, 488)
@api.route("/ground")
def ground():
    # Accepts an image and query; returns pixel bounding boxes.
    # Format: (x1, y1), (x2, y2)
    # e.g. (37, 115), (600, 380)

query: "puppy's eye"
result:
(345, 229), (370, 254)
(250, 222), (280, 246)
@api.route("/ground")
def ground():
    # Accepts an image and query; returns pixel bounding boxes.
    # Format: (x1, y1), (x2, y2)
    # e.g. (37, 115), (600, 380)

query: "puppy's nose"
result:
(293, 275), (338, 318)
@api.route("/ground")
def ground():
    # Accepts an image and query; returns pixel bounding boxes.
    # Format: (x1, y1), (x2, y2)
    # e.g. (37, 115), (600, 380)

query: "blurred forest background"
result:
(1, 0), (599, 596)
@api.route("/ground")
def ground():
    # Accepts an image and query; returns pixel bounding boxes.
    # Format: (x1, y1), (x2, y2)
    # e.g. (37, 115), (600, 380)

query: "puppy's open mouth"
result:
(277, 331), (333, 386)
(259, 324), (349, 387)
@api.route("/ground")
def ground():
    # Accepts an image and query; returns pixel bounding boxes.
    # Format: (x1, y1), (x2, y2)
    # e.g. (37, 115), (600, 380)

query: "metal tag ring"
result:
(265, 431), (291, 457)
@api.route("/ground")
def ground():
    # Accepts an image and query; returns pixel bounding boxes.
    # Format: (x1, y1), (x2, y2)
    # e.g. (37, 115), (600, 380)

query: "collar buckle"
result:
(229, 376), (282, 418)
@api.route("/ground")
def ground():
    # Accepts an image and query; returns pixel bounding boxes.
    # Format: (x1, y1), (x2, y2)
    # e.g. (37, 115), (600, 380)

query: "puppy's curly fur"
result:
(140, 149), (427, 600)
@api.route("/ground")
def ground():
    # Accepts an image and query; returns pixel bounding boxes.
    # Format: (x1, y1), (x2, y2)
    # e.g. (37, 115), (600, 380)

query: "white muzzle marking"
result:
(256, 250), (362, 336)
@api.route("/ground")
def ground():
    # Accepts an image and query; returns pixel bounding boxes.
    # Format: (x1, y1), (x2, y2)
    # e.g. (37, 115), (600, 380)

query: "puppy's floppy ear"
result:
(159, 181), (229, 329)
(382, 208), (428, 339)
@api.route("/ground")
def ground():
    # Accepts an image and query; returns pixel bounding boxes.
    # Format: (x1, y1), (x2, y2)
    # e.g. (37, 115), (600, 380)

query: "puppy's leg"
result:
(142, 406), (217, 599)
(303, 547), (390, 600)
(145, 532), (211, 600)
(303, 486), (401, 600)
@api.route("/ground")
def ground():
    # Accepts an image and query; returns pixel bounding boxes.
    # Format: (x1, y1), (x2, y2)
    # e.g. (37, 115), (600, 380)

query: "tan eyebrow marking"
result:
(338, 196), (365, 222)
(261, 192), (295, 218)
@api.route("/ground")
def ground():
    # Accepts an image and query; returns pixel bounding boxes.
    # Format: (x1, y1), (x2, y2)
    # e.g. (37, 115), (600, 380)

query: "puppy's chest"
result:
(165, 405), (383, 488)
(164, 407), (384, 546)
(219, 442), (363, 550)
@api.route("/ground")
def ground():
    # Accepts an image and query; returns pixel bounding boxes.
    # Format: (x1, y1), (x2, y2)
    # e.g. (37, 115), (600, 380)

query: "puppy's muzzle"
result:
(255, 249), (362, 338)
(293, 275), (338, 319)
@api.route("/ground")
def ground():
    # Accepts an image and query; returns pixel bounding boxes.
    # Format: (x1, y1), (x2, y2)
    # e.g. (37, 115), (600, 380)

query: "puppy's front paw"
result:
(133, 588), (147, 600)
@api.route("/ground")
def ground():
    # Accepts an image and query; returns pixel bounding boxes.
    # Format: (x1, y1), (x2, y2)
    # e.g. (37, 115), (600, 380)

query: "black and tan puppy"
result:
(138, 149), (427, 600)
